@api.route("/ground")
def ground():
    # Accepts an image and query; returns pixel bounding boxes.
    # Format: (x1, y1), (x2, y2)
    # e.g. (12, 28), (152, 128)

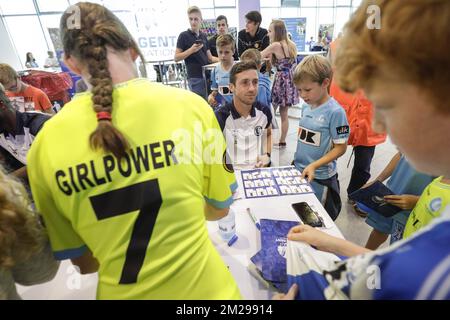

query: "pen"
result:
(246, 208), (261, 230)
(227, 234), (238, 247)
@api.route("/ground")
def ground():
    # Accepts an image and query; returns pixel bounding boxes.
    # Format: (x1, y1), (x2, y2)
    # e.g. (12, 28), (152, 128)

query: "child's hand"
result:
(255, 153), (271, 168)
(273, 284), (298, 300)
(287, 225), (336, 253)
(190, 42), (204, 53)
(361, 180), (377, 189)
(384, 194), (419, 210)
(207, 92), (218, 107)
(301, 164), (316, 182)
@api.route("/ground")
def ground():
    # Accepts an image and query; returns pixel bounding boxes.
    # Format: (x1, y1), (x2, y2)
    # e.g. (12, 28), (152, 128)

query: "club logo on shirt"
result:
(317, 115), (326, 123)
(298, 126), (321, 147)
(336, 125), (350, 135)
(428, 197), (442, 214)
(254, 126), (263, 137)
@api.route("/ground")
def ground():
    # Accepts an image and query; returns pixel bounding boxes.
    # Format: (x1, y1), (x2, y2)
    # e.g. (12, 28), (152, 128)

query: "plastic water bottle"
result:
(217, 209), (236, 242)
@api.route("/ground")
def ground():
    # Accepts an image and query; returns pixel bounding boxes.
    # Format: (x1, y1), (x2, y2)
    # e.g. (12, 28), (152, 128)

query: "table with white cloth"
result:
(207, 166), (344, 299)
(17, 166), (343, 300)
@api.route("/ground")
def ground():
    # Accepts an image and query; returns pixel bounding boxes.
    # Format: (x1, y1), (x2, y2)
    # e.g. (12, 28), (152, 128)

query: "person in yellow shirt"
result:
(403, 176), (450, 239)
(27, 2), (241, 300)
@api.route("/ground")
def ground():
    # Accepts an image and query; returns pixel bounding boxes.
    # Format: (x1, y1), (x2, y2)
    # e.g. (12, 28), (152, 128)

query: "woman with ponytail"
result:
(27, 2), (241, 300)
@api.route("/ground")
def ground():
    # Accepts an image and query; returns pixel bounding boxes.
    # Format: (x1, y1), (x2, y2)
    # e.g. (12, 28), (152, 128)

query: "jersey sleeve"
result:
(287, 240), (373, 300)
(329, 107), (350, 144)
(202, 109), (237, 209)
(27, 133), (88, 260)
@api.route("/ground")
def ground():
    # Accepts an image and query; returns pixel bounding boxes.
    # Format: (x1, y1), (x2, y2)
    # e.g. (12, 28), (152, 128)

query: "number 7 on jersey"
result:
(90, 179), (162, 284)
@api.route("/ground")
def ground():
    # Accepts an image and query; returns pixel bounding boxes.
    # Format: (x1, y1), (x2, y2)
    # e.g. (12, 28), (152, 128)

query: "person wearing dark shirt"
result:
(208, 15), (238, 61)
(237, 11), (270, 57)
(175, 6), (218, 100)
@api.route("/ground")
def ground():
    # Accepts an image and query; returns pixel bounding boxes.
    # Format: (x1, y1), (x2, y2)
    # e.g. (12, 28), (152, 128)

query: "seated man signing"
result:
(215, 62), (272, 170)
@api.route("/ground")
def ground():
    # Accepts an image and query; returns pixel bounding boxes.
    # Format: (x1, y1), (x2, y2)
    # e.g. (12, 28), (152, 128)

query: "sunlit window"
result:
(36, 0), (69, 13)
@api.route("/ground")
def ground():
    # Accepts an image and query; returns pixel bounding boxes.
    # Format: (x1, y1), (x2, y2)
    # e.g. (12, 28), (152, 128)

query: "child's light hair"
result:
(0, 64), (18, 87)
(0, 167), (45, 268)
(216, 34), (235, 52)
(241, 49), (262, 66)
(187, 6), (202, 17)
(293, 55), (332, 85)
(335, 0), (450, 111)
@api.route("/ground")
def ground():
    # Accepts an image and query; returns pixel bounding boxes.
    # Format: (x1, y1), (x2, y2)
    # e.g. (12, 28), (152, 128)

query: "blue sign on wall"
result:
(282, 17), (307, 52)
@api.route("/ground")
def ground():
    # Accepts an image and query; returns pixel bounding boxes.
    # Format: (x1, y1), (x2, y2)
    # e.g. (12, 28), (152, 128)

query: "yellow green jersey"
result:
(27, 78), (241, 299)
(403, 177), (450, 239)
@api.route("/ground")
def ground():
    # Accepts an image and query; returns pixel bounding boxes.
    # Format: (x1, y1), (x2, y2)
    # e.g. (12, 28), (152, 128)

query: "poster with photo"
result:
(201, 19), (217, 40)
(241, 166), (314, 199)
(282, 17), (307, 52)
(200, 20), (237, 41)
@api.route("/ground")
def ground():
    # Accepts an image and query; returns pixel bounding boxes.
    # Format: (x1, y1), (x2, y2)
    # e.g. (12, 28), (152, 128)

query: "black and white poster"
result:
(241, 167), (314, 199)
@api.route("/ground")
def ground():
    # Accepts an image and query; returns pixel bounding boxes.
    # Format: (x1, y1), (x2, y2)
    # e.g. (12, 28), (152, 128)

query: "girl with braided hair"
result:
(27, 2), (241, 299)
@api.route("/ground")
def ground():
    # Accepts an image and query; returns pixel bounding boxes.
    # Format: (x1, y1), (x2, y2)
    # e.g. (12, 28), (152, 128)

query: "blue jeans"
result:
(188, 77), (207, 100)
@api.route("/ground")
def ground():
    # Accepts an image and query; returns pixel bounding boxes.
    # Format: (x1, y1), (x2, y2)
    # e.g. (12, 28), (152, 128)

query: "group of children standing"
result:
(205, 17), (450, 248)
(2, 0), (450, 300)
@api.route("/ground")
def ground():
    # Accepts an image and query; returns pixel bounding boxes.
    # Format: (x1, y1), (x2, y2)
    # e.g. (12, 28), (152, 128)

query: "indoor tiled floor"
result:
(271, 111), (398, 247)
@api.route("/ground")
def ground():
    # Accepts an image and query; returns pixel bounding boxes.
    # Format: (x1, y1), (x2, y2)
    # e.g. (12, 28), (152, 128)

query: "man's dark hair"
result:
(230, 61), (258, 85)
(245, 11), (262, 25)
(216, 15), (228, 24)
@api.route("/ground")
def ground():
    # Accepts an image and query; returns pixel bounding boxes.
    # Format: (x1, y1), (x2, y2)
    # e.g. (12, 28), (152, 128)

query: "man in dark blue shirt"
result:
(237, 11), (270, 57)
(175, 6), (218, 100)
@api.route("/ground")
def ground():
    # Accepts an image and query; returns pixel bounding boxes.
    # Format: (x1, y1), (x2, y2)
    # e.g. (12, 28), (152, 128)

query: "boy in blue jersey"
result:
(275, 0), (450, 300)
(292, 55), (349, 220)
(208, 34), (235, 108)
(360, 152), (433, 249)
